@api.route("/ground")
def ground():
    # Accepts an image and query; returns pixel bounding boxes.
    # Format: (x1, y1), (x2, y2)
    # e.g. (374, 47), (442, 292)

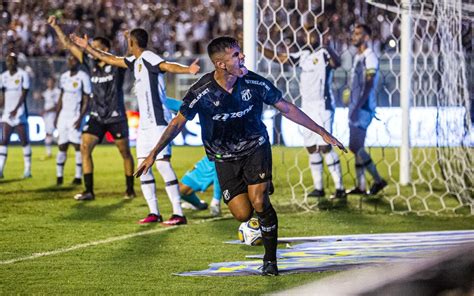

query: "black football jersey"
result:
(180, 71), (282, 161)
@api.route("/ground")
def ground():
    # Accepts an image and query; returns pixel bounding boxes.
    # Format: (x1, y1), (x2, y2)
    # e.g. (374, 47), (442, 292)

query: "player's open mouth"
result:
(238, 62), (248, 77)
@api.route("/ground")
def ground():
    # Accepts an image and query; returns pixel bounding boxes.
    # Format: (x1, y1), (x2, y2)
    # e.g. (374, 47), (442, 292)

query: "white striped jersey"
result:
(125, 50), (172, 129)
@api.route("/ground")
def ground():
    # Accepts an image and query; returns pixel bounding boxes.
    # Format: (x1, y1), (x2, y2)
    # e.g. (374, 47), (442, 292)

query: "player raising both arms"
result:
(48, 16), (136, 200)
(134, 37), (346, 275)
(0, 53), (32, 179)
(70, 29), (200, 225)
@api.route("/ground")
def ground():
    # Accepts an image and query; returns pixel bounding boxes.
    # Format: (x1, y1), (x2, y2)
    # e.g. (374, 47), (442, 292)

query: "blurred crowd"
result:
(0, 0), (415, 59)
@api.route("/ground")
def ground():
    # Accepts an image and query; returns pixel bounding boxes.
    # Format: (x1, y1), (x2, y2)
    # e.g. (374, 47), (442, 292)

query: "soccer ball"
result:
(238, 218), (262, 246)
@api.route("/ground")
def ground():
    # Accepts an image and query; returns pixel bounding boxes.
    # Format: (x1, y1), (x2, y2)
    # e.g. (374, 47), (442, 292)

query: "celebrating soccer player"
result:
(134, 36), (346, 275)
(261, 33), (346, 203)
(48, 16), (136, 200)
(0, 53), (32, 179)
(70, 28), (200, 225)
(345, 24), (387, 196)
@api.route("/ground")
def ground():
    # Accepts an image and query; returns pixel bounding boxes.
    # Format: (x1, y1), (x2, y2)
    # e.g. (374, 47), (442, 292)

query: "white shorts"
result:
(136, 125), (172, 159)
(57, 118), (82, 145)
(299, 102), (334, 147)
(1, 111), (27, 127)
(43, 112), (56, 135)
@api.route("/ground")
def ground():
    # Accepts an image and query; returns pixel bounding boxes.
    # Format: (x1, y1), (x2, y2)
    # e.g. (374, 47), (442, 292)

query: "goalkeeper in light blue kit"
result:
(165, 98), (222, 216)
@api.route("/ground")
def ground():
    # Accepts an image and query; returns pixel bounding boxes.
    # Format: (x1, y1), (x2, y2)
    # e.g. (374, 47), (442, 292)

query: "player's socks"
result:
(355, 159), (367, 191)
(323, 150), (343, 190)
(0, 145), (7, 175)
(140, 175), (159, 215)
(256, 204), (278, 262)
(45, 136), (53, 157)
(125, 175), (134, 193)
(56, 150), (67, 178)
(181, 192), (205, 209)
(309, 152), (324, 190)
(357, 149), (382, 183)
(22, 145), (32, 177)
(84, 173), (94, 194)
(156, 160), (183, 217)
(74, 150), (82, 179)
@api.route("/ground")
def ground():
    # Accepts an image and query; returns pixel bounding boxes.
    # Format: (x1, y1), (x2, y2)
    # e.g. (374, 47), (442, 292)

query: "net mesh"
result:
(256, 0), (473, 215)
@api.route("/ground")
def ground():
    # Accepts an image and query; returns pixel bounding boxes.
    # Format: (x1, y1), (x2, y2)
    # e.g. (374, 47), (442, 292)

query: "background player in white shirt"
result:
(41, 77), (60, 158)
(55, 56), (91, 186)
(0, 53), (32, 179)
(261, 34), (346, 201)
(70, 29), (200, 225)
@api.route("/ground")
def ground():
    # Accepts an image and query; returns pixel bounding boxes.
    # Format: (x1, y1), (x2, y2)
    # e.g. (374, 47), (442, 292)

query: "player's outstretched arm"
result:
(274, 99), (347, 152)
(47, 16), (84, 63)
(259, 44), (289, 64)
(134, 113), (188, 177)
(159, 59), (200, 75)
(74, 94), (90, 129)
(69, 34), (128, 69)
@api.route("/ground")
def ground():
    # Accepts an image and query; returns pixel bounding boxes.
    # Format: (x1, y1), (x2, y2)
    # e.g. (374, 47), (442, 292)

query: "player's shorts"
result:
(82, 116), (129, 142)
(57, 117), (82, 145)
(299, 101), (334, 147)
(349, 108), (374, 130)
(136, 125), (171, 159)
(1, 111), (27, 127)
(43, 112), (56, 135)
(181, 156), (216, 192)
(215, 143), (272, 204)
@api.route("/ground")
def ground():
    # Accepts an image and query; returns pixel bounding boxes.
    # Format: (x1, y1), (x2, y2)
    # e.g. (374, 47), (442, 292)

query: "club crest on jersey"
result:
(313, 57), (319, 64)
(241, 89), (252, 101)
(105, 65), (112, 73)
(73, 82), (79, 88)
(138, 64), (142, 72)
(15, 79), (20, 85)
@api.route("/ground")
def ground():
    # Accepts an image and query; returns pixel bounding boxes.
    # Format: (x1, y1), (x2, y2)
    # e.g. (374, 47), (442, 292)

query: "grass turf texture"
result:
(1, 146), (473, 295)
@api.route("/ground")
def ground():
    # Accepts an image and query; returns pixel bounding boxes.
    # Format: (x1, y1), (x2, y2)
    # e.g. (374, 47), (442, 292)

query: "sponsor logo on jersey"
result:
(212, 100), (220, 107)
(212, 104), (254, 121)
(189, 88), (209, 108)
(244, 79), (270, 91)
(105, 65), (112, 73)
(241, 89), (252, 101)
(91, 74), (114, 83)
(259, 173), (265, 179)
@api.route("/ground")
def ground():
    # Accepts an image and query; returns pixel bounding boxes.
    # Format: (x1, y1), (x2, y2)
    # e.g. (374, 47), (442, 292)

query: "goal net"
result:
(256, 0), (473, 215)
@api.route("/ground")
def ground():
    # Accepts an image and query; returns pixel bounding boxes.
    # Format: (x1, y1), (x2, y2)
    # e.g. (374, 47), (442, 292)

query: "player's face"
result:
(92, 40), (109, 53)
(6, 56), (17, 72)
(351, 27), (366, 47)
(67, 56), (79, 71)
(46, 78), (55, 89)
(220, 46), (248, 78)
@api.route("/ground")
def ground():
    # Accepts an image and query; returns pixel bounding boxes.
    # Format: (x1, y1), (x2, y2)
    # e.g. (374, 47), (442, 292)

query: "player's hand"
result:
(70, 33), (89, 49)
(322, 132), (347, 153)
(134, 154), (155, 178)
(47, 15), (57, 27)
(9, 110), (17, 118)
(189, 58), (200, 75)
(73, 119), (81, 130)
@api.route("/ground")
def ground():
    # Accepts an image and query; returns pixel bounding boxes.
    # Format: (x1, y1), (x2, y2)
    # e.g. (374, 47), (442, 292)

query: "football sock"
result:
(74, 150), (82, 179)
(84, 173), (93, 194)
(213, 175), (222, 202)
(155, 160), (183, 216)
(323, 149), (343, 190)
(0, 146), (7, 175)
(56, 150), (67, 177)
(309, 152), (323, 190)
(138, 159), (159, 215)
(357, 149), (382, 183)
(125, 175), (134, 192)
(355, 158), (366, 191)
(22, 145), (32, 175)
(256, 204), (278, 262)
(45, 135), (53, 156)
(181, 191), (205, 208)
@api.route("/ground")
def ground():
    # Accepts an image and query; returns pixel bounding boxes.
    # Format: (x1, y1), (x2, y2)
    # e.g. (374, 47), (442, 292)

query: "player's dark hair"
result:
(207, 36), (239, 60)
(93, 36), (111, 50)
(130, 28), (148, 48)
(355, 23), (372, 37)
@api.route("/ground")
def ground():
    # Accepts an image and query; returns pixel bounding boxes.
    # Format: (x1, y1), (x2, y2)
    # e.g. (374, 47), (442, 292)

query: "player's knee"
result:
(72, 144), (80, 151)
(319, 145), (332, 154)
(58, 144), (68, 151)
(234, 211), (253, 222)
(349, 141), (360, 154)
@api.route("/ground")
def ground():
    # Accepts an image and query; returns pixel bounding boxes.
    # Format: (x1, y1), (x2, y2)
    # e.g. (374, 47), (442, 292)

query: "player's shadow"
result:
(63, 199), (127, 221)
(0, 177), (24, 185)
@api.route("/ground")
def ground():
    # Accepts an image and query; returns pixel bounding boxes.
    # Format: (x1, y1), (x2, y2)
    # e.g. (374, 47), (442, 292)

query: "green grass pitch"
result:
(1, 145), (473, 294)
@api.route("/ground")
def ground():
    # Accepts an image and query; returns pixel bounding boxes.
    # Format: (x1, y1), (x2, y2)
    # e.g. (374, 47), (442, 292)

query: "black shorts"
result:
(215, 143), (272, 204)
(82, 117), (129, 142)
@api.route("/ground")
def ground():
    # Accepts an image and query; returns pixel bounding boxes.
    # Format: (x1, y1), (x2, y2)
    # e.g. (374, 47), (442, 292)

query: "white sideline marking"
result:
(0, 216), (230, 265)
